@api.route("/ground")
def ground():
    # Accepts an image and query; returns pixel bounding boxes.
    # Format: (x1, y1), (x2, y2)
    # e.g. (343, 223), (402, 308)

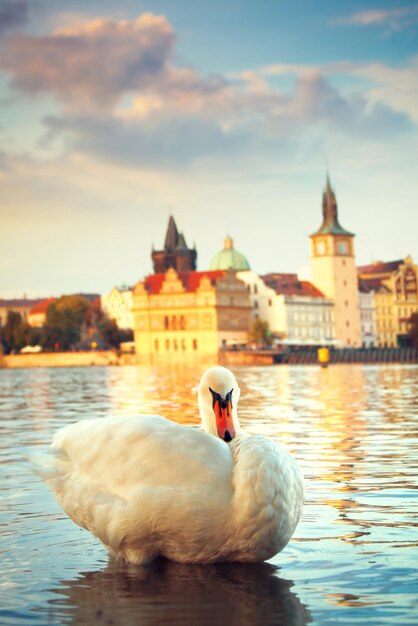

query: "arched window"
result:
(164, 316), (169, 330)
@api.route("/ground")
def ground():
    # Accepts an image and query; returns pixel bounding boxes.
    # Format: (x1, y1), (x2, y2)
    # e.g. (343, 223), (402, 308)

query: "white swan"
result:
(42, 366), (303, 564)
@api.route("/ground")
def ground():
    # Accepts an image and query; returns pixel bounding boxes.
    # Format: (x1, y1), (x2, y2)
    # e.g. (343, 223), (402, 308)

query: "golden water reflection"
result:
(1, 363), (417, 625)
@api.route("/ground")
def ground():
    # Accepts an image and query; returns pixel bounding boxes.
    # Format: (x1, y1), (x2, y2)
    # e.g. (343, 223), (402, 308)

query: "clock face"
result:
(338, 241), (348, 255)
(316, 241), (325, 255)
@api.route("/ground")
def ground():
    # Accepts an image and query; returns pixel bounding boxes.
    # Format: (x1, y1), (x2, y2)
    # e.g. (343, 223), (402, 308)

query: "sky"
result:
(0, 0), (417, 298)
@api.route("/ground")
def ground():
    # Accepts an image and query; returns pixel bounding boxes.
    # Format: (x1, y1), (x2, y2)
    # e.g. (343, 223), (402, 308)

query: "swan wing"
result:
(46, 415), (234, 561)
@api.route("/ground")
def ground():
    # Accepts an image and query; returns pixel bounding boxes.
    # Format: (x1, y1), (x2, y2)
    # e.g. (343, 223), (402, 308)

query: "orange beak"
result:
(214, 399), (235, 442)
(209, 387), (235, 442)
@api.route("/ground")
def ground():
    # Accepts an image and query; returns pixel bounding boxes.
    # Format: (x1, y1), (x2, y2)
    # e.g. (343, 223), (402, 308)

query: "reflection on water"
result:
(0, 364), (417, 626)
(48, 560), (310, 626)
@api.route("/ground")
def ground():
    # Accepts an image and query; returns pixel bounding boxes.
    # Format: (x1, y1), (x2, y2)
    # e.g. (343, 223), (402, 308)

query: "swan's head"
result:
(198, 366), (241, 443)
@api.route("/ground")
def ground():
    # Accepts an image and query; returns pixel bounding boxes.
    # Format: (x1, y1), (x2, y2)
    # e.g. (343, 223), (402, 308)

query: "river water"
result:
(0, 363), (417, 625)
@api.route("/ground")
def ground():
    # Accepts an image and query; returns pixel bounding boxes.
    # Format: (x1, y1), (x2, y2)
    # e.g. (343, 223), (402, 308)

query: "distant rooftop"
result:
(210, 236), (251, 271)
(144, 270), (226, 295)
(357, 260), (403, 276)
(262, 273), (325, 298)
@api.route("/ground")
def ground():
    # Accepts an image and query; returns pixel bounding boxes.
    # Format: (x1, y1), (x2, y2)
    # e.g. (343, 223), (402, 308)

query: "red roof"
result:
(358, 278), (391, 293)
(144, 270), (225, 295)
(29, 297), (56, 315)
(357, 259), (403, 276)
(262, 273), (325, 298)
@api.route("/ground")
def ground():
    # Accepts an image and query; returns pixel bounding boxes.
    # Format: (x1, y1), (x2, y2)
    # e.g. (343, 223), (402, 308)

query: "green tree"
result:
(248, 318), (273, 348)
(0, 311), (35, 354)
(407, 313), (418, 348)
(42, 295), (91, 351)
(97, 316), (133, 349)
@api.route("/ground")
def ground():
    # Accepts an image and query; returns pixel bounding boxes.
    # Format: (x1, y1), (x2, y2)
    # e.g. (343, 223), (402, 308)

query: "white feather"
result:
(43, 366), (304, 564)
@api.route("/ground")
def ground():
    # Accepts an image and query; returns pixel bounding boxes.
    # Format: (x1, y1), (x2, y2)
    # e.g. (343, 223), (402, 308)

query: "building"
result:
(358, 280), (377, 347)
(151, 216), (197, 273)
(358, 256), (418, 346)
(0, 298), (42, 327)
(28, 297), (56, 328)
(262, 273), (335, 345)
(236, 270), (276, 327)
(101, 286), (134, 330)
(310, 175), (361, 347)
(211, 236), (251, 271)
(133, 268), (251, 360)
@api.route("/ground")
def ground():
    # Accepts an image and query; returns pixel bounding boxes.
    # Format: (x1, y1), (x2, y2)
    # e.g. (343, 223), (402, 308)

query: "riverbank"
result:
(1, 346), (417, 369)
(0, 351), (137, 369)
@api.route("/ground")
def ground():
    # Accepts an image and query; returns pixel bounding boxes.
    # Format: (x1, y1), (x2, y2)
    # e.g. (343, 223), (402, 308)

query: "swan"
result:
(41, 366), (304, 564)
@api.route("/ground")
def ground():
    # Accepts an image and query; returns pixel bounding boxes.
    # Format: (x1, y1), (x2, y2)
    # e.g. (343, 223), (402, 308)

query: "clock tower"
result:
(310, 175), (361, 347)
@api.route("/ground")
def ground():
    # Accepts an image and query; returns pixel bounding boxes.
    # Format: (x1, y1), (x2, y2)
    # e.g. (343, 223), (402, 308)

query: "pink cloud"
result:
(337, 6), (418, 30)
(0, 13), (175, 110)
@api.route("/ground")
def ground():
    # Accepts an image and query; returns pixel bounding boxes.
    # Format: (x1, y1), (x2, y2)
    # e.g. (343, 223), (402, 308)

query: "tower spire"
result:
(311, 174), (353, 237)
(164, 215), (179, 250)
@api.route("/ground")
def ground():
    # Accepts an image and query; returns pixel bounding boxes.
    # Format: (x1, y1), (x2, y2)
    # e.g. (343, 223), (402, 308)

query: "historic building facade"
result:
(28, 298), (56, 328)
(133, 267), (251, 360)
(358, 280), (377, 347)
(310, 176), (361, 347)
(262, 273), (335, 345)
(101, 286), (134, 330)
(236, 270), (276, 327)
(358, 256), (418, 346)
(0, 298), (42, 327)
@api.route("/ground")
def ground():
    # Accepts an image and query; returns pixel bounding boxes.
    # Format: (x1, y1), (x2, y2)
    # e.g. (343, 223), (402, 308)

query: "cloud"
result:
(0, 0), (28, 35)
(41, 112), (250, 168)
(0, 13), (176, 110)
(39, 68), (411, 171)
(328, 56), (418, 124)
(336, 6), (418, 31)
(0, 12), (415, 170)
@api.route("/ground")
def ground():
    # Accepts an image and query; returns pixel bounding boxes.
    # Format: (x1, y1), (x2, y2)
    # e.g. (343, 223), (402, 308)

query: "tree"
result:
(248, 318), (273, 348)
(97, 316), (133, 349)
(407, 313), (418, 348)
(0, 311), (36, 354)
(42, 295), (91, 351)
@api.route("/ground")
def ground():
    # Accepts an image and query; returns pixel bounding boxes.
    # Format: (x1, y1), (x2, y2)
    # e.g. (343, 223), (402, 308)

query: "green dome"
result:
(210, 236), (251, 271)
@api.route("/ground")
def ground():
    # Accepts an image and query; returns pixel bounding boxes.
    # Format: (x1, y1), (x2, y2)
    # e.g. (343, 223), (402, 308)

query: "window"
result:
(173, 339), (178, 351)
(268, 299), (272, 307)
(192, 339), (198, 350)
(165, 339), (170, 350)
(179, 315), (185, 330)
(154, 339), (159, 351)
(254, 301), (258, 309)
(346, 320), (350, 327)
(181, 339), (186, 351)
(171, 316), (177, 330)
(164, 316), (169, 330)
(254, 284), (258, 294)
